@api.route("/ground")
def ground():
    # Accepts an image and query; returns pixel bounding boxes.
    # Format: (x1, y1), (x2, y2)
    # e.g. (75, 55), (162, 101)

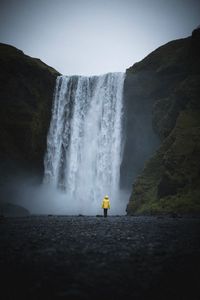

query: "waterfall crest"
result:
(44, 72), (125, 214)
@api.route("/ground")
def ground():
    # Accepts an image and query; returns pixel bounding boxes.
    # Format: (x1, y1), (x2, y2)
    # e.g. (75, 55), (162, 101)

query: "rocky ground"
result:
(0, 215), (200, 299)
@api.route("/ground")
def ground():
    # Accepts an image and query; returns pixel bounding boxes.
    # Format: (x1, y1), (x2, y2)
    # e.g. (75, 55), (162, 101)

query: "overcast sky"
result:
(0, 0), (199, 75)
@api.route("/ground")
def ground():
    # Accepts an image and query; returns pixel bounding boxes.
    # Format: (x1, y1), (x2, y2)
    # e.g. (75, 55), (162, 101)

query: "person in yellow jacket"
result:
(102, 195), (110, 217)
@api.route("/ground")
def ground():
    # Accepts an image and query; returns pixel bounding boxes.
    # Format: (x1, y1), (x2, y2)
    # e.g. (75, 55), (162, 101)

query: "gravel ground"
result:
(0, 215), (200, 299)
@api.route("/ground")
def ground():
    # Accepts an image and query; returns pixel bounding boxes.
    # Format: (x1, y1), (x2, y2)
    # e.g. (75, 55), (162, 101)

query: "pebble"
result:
(0, 215), (200, 299)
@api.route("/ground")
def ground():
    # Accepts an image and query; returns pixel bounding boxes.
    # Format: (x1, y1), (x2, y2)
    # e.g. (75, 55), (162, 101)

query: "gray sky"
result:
(0, 0), (199, 75)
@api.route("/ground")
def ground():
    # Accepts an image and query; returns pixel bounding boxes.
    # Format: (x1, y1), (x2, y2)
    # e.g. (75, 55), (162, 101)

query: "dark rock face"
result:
(121, 38), (190, 190)
(1, 31), (200, 215)
(125, 28), (200, 214)
(0, 43), (60, 187)
(120, 71), (160, 189)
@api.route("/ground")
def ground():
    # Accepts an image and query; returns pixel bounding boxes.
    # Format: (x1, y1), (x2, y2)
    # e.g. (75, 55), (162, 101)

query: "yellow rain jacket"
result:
(102, 196), (110, 209)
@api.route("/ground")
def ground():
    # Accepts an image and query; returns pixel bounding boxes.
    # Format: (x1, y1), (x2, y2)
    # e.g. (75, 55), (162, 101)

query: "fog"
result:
(1, 0), (199, 215)
(0, 71), (130, 216)
(2, 177), (129, 216)
(0, 0), (200, 75)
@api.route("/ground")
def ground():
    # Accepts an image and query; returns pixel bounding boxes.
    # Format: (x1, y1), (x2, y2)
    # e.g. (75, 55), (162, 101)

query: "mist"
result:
(0, 72), (130, 216)
(2, 177), (129, 216)
(1, 0), (199, 215)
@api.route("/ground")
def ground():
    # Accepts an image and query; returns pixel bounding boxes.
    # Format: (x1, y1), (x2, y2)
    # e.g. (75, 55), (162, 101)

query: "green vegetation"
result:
(127, 28), (200, 215)
(1, 29), (200, 215)
(0, 43), (60, 183)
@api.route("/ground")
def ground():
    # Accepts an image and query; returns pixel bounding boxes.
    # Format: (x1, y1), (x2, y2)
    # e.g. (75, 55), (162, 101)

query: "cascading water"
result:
(43, 72), (126, 215)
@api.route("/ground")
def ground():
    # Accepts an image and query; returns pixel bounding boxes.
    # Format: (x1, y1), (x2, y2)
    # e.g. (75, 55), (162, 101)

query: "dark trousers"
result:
(104, 209), (108, 217)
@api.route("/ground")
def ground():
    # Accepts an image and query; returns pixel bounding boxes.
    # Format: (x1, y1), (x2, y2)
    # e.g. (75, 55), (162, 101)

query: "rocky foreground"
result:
(0, 215), (200, 299)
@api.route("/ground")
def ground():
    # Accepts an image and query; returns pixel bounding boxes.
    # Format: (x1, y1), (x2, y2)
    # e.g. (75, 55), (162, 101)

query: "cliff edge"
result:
(0, 43), (60, 186)
(126, 28), (200, 214)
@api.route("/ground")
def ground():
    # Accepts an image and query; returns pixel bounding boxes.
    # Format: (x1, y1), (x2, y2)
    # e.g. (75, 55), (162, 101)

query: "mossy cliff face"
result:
(0, 43), (60, 184)
(126, 28), (200, 214)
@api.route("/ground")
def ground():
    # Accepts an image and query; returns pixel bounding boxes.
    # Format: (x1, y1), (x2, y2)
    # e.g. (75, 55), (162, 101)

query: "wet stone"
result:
(0, 215), (200, 300)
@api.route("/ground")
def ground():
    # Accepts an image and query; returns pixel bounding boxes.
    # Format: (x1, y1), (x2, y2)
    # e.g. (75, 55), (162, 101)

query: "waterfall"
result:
(44, 72), (125, 214)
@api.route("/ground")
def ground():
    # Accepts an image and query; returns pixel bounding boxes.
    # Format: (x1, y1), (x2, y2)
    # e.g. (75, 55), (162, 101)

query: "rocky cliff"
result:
(0, 43), (60, 186)
(1, 30), (200, 215)
(126, 28), (200, 214)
